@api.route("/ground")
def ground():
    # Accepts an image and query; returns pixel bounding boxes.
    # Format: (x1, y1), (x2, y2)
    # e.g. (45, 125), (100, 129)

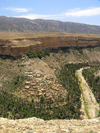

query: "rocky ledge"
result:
(0, 117), (100, 133)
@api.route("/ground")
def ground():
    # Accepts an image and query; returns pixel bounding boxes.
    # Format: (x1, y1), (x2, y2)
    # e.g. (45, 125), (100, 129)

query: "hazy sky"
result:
(1, 0), (100, 25)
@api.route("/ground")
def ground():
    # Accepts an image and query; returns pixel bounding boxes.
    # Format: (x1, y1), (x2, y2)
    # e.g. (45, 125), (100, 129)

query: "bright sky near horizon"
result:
(1, 0), (100, 25)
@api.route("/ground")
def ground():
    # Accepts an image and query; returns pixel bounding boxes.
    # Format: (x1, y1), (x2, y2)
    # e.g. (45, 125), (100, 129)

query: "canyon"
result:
(0, 32), (100, 133)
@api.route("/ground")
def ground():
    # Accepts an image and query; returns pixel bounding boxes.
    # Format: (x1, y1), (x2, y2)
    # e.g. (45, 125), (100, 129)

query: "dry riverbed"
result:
(76, 67), (99, 119)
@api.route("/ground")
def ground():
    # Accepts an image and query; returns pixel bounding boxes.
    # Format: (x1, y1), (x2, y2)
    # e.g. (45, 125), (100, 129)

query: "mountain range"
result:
(0, 16), (100, 34)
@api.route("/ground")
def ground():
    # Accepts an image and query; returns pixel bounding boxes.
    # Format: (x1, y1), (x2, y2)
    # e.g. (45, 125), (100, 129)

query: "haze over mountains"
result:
(0, 16), (100, 34)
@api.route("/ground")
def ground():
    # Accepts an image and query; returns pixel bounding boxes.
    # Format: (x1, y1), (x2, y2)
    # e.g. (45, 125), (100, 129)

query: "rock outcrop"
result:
(0, 36), (100, 57)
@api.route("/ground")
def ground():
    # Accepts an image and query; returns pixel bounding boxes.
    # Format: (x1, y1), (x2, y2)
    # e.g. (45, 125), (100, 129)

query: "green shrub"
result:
(26, 49), (50, 59)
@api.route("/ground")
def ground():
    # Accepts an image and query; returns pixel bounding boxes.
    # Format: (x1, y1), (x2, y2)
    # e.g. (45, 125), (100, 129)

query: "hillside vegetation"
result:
(0, 62), (85, 120)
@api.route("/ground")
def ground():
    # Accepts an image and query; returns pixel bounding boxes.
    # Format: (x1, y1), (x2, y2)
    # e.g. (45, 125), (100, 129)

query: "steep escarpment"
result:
(0, 35), (100, 57)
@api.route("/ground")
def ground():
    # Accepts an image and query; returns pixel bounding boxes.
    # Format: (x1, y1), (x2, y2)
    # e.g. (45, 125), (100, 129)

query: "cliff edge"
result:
(0, 35), (100, 57)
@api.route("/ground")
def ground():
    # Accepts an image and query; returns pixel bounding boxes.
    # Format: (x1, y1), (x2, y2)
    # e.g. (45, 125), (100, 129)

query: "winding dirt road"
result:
(77, 67), (99, 119)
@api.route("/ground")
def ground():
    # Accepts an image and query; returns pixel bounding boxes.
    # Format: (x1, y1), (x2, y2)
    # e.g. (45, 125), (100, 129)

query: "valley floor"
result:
(0, 47), (100, 132)
(0, 66), (100, 133)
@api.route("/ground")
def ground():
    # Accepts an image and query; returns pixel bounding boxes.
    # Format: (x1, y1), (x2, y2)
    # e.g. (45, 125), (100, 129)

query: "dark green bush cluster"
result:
(59, 47), (70, 53)
(77, 47), (83, 55)
(82, 67), (100, 103)
(26, 50), (50, 59)
(0, 88), (80, 120)
(55, 63), (86, 119)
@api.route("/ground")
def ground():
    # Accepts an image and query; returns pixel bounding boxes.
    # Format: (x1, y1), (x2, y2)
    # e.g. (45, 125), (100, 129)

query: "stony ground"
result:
(0, 117), (100, 133)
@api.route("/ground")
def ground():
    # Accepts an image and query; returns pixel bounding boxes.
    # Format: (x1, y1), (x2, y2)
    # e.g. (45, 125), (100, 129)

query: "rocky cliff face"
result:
(0, 36), (100, 57)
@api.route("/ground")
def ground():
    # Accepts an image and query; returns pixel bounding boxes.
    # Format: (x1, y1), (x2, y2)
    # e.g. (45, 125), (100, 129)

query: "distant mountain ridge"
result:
(0, 16), (100, 34)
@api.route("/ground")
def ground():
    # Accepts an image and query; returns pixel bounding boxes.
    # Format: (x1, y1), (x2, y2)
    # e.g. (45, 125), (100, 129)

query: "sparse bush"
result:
(89, 130), (96, 133)
(3, 74), (26, 91)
